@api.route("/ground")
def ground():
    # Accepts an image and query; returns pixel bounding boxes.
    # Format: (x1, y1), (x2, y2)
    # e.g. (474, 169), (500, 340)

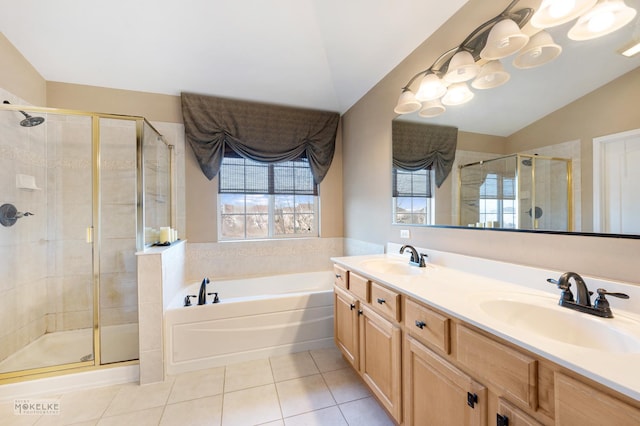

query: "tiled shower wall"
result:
(0, 90), (49, 363)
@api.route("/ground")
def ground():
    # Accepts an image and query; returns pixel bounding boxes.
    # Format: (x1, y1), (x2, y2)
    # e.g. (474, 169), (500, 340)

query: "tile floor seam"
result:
(268, 356), (286, 425)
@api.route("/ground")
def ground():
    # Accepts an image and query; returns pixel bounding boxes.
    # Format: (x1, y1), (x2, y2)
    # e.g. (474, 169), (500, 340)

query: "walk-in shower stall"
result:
(459, 154), (572, 231)
(0, 103), (173, 382)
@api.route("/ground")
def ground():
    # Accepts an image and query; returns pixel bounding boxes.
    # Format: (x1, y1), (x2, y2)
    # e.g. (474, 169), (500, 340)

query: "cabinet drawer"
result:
(333, 265), (349, 290)
(349, 272), (370, 301)
(497, 398), (543, 426)
(370, 281), (401, 322)
(404, 298), (450, 354)
(457, 325), (538, 410)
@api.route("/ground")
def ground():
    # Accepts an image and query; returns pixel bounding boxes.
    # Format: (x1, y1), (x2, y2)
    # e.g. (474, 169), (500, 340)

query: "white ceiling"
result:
(0, 0), (469, 113)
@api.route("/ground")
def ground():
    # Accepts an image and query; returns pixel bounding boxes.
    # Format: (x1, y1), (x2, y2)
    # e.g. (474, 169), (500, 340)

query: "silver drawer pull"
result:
(415, 320), (426, 329)
(377, 298), (386, 304)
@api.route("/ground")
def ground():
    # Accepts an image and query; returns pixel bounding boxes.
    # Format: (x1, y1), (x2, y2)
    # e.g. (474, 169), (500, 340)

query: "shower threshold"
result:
(0, 323), (139, 374)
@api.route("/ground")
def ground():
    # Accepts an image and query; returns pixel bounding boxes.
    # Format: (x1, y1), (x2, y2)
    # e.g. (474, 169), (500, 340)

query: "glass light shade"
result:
(513, 31), (562, 69)
(568, 0), (637, 40)
(415, 73), (447, 101)
(472, 60), (511, 89)
(418, 99), (446, 118)
(480, 19), (530, 60)
(531, 0), (598, 28)
(394, 90), (422, 114)
(444, 50), (480, 83)
(442, 82), (474, 106)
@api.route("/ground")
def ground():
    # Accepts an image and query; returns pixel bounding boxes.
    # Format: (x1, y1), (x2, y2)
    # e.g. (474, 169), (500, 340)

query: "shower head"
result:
(3, 100), (45, 127)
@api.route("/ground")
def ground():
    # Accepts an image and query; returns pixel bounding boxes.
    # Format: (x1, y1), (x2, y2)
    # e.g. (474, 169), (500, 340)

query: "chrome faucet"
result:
(547, 272), (629, 318)
(399, 245), (427, 267)
(198, 277), (210, 305)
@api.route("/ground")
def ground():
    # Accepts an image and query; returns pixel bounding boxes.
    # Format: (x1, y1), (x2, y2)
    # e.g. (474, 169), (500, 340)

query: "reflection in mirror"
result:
(459, 154), (571, 231)
(392, 0), (640, 236)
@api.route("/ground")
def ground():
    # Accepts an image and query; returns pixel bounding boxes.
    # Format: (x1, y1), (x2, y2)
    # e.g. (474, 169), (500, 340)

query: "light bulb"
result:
(550, 0), (576, 18)
(587, 10), (615, 32)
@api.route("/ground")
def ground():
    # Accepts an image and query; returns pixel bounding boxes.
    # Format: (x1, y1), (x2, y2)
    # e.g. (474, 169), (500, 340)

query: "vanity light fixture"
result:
(442, 82), (475, 106)
(513, 30), (563, 68)
(472, 60), (511, 89)
(480, 18), (530, 60)
(415, 73), (448, 102)
(418, 99), (446, 118)
(444, 50), (480, 83)
(567, 0), (637, 40)
(531, 0), (598, 28)
(394, 0), (637, 119)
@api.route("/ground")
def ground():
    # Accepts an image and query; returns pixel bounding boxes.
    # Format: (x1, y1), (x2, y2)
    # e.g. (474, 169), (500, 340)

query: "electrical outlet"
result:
(400, 229), (410, 239)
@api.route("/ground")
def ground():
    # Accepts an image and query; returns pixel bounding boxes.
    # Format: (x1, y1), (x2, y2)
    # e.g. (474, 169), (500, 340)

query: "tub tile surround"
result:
(334, 242), (640, 400)
(186, 237), (344, 281)
(136, 240), (186, 384)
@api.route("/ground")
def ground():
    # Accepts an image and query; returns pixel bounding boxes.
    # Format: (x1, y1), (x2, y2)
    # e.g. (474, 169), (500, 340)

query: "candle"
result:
(159, 227), (170, 243)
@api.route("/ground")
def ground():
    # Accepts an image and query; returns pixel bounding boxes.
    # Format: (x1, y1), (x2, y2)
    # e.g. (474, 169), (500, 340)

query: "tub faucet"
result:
(399, 245), (427, 267)
(198, 277), (210, 305)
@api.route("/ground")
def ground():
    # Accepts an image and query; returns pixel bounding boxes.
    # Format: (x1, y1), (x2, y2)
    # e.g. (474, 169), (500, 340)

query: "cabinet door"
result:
(360, 305), (403, 423)
(404, 335), (487, 426)
(334, 286), (359, 368)
(555, 373), (640, 426)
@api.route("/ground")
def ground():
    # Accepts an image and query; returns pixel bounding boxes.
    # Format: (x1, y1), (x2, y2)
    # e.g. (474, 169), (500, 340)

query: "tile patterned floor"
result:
(1, 347), (395, 426)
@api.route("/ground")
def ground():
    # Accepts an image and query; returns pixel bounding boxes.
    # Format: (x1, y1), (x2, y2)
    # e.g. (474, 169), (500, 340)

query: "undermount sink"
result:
(478, 296), (640, 353)
(359, 258), (426, 276)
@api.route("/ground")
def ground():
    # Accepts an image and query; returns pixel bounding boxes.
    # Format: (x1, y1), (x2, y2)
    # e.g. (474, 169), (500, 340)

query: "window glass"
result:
(219, 156), (318, 240)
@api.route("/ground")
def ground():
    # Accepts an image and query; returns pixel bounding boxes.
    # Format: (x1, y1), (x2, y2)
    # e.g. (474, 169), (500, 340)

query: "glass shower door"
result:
(98, 118), (139, 364)
(0, 110), (95, 374)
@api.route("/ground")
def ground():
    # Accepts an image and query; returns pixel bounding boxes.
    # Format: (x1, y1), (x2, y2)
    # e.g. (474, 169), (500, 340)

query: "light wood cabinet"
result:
(333, 264), (349, 290)
(497, 398), (544, 426)
(456, 325), (538, 411)
(360, 304), (403, 423)
(404, 297), (450, 354)
(334, 286), (359, 369)
(405, 335), (487, 426)
(333, 264), (640, 426)
(554, 373), (640, 426)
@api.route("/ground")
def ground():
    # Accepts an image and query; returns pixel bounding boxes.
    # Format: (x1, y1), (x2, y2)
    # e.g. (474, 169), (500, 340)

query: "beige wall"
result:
(507, 67), (640, 229)
(0, 33), (46, 105)
(341, 0), (640, 284)
(45, 82), (345, 241)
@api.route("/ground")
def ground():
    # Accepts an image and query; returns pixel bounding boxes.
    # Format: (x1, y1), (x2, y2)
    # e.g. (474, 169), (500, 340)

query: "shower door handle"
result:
(86, 227), (93, 243)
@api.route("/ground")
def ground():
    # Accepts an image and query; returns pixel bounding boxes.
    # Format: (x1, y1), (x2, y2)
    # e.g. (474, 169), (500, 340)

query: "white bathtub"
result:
(164, 271), (335, 375)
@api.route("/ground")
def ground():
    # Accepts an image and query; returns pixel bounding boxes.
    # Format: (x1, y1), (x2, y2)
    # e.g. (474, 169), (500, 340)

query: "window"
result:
(479, 172), (516, 228)
(218, 155), (318, 240)
(392, 168), (435, 225)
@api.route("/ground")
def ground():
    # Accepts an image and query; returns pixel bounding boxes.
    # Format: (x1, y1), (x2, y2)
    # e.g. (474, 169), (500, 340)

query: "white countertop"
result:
(331, 247), (640, 401)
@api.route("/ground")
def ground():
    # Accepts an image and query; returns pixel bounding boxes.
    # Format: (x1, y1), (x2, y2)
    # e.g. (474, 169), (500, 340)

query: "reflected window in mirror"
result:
(392, 167), (435, 225)
(477, 171), (516, 229)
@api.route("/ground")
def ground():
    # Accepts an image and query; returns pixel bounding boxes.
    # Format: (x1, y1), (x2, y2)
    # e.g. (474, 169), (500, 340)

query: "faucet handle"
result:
(419, 253), (428, 267)
(547, 277), (574, 302)
(595, 288), (629, 301)
(184, 294), (197, 307)
(594, 288), (629, 317)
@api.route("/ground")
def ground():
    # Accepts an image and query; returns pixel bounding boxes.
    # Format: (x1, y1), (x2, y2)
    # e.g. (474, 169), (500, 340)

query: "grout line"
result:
(268, 354), (285, 423)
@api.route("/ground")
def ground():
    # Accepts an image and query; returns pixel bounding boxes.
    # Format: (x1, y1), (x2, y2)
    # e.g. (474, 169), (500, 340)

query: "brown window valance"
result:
(392, 120), (458, 188)
(181, 93), (340, 185)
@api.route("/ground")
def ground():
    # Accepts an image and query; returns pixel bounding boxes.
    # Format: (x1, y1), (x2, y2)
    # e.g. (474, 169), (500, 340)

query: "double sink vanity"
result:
(331, 244), (640, 425)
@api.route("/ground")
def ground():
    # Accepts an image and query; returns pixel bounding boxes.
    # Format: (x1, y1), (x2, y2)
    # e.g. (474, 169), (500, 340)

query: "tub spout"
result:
(198, 277), (210, 305)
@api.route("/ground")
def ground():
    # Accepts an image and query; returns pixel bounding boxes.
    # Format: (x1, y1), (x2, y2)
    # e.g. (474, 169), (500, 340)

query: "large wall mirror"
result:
(393, 0), (640, 237)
